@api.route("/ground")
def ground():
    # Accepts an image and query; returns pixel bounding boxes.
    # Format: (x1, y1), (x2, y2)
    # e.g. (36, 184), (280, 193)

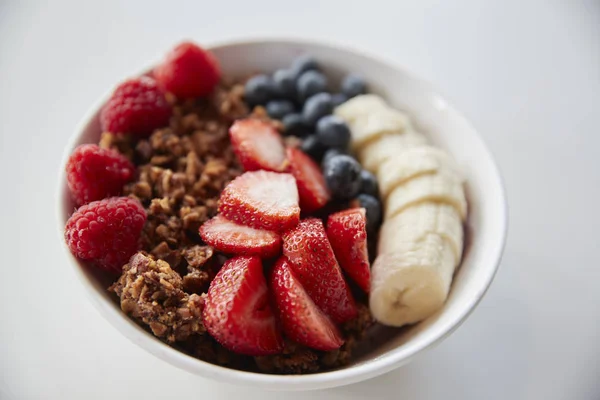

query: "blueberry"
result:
(302, 93), (334, 126)
(355, 194), (382, 232)
(291, 55), (319, 77)
(273, 68), (297, 99)
(282, 113), (309, 137)
(359, 169), (379, 197)
(300, 134), (327, 161)
(332, 93), (348, 107)
(297, 70), (328, 101)
(316, 115), (351, 149)
(244, 74), (275, 106)
(341, 74), (367, 98)
(266, 100), (295, 120)
(321, 148), (345, 169)
(323, 154), (362, 200)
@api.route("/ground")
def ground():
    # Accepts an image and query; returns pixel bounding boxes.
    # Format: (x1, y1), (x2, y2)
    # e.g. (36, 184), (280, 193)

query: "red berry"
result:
(154, 41), (221, 98)
(64, 197), (147, 273)
(270, 256), (344, 351)
(282, 218), (358, 323)
(100, 76), (171, 136)
(230, 118), (287, 172)
(199, 214), (282, 258)
(218, 171), (300, 232)
(66, 144), (135, 206)
(202, 256), (284, 356)
(286, 147), (330, 213)
(327, 208), (371, 293)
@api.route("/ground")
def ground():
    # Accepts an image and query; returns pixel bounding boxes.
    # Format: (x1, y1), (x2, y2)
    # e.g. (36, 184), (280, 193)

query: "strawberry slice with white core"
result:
(199, 214), (282, 258)
(270, 256), (344, 351)
(286, 147), (330, 213)
(219, 170), (300, 232)
(327, 208), (371, 293)
(282, 218), (358, 323)
(202, 256), (284, 356)
(230, 118), (287, 172)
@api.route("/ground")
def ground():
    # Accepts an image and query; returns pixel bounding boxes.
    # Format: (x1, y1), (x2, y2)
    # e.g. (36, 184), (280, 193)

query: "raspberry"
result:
(65, 197), (147, 273)
(154, 41), (221, 98)
(66, 144), (135, 206)
(100, 76), (171, 136)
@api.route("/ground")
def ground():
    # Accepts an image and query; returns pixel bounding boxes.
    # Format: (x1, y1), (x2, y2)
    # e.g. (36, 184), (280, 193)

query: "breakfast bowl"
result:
(56, 38), (507, 391)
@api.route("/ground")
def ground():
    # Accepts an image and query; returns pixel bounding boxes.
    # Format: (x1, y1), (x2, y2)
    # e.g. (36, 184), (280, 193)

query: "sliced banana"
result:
(348, 108), (410, 149)
(378, 202), (463, 265)
(385, 172), (467, 221)
(358, 130), (429, 174)
(378, 146), (464, 198)
(370, 233), (455, 327)
(333, 94), (388, 123)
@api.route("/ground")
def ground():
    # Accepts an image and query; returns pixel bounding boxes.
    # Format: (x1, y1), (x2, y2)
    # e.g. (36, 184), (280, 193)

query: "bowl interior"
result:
(58, 39), (506, 390)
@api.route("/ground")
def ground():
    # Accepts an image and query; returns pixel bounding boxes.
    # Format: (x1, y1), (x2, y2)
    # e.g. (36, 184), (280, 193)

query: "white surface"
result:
(1, 0), (598, 398)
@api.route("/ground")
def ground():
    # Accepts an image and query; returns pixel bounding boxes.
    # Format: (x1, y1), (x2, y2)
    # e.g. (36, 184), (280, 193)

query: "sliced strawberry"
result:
(327, 208), (371, 293)
(285, 147), (330, 213)
(219, 170), (300, 232)
(199, 214), (281, 258)
(270, 256), (344, 351)
(202, 256), (284, 356)
(282, 218), (358, 323)
(230, 118), (287, 172)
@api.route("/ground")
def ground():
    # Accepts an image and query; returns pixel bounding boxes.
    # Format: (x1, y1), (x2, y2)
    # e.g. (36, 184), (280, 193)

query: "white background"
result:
(1, 0), (599, 399)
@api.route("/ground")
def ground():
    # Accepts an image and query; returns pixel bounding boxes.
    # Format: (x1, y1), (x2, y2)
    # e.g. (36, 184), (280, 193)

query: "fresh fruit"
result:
(327, 208), (371, 293)
(266, 100), (295, 120)
(272, 68), (297, 99)
(285, 147), (330, 213)
(297, 70), (328, 101)
(269, 257), (344, 351)
(291, 55), (319, 77)
(323, 154), (362, 200)
(219, 170), (300, 232)
(358, 131), (429, 173)
(66, 144), (135, 206)
(341, 74), (367, 98)
(229, 118), (287, 172)
(348, 108), (409, 149)
(282, 113), (308, 137)
(321, 148), (346, 169)
(282, 218), (357, 323)
(332, 93), (348, 107)
(316, 115), (351, 149)
(353, 194), (382, 234)
(333, 94), (386, 123)
(370, 233), (455, 327)
(302, 92), (334, 126)
(154, 41), (221, 98)
(359, 169), (379, 197)
(64, 197), (146, 272)
(244, 74), (275, 106)
(199, 214), (282, 258)
(100, 76), (171, 136)
(202, 256), (284, 355)
(300, 134), (327, 161)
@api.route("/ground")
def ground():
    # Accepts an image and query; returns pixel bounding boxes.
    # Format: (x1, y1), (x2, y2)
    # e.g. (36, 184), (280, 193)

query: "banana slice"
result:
(378, 203), (463, 265)
(370, 233), (455, 327)
(349, 108), (410, 149)
(358, 130), (429, 174)
(378, 146), (464, 198)
(333, 94), (388, 123)
(385, 172), (467, 221)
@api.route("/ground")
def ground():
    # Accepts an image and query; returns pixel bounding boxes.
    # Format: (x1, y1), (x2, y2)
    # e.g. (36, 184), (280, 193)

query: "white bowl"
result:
(56, 38), (507, 391)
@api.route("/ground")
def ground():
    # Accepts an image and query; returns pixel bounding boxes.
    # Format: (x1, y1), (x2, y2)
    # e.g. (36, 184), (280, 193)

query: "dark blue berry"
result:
(332, 93), (348, 107)
(266, 100), (295, 120)
(297, 70), (328, 101)
(291, 55), (319, 77)
(302, 93), (334, 126)
(244, 74), (275, 106)
(321, 148), (346, 169)
(282, 113), (309, 137)
(355, 194), (382, 233)
(316, 115), (351, 149)
(300, 134), (327, 161)
(359, 169), (379, 197)
(341, 74), (367, 98)
(273, 68), (297, 99)
(323, 154), (362, 200)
